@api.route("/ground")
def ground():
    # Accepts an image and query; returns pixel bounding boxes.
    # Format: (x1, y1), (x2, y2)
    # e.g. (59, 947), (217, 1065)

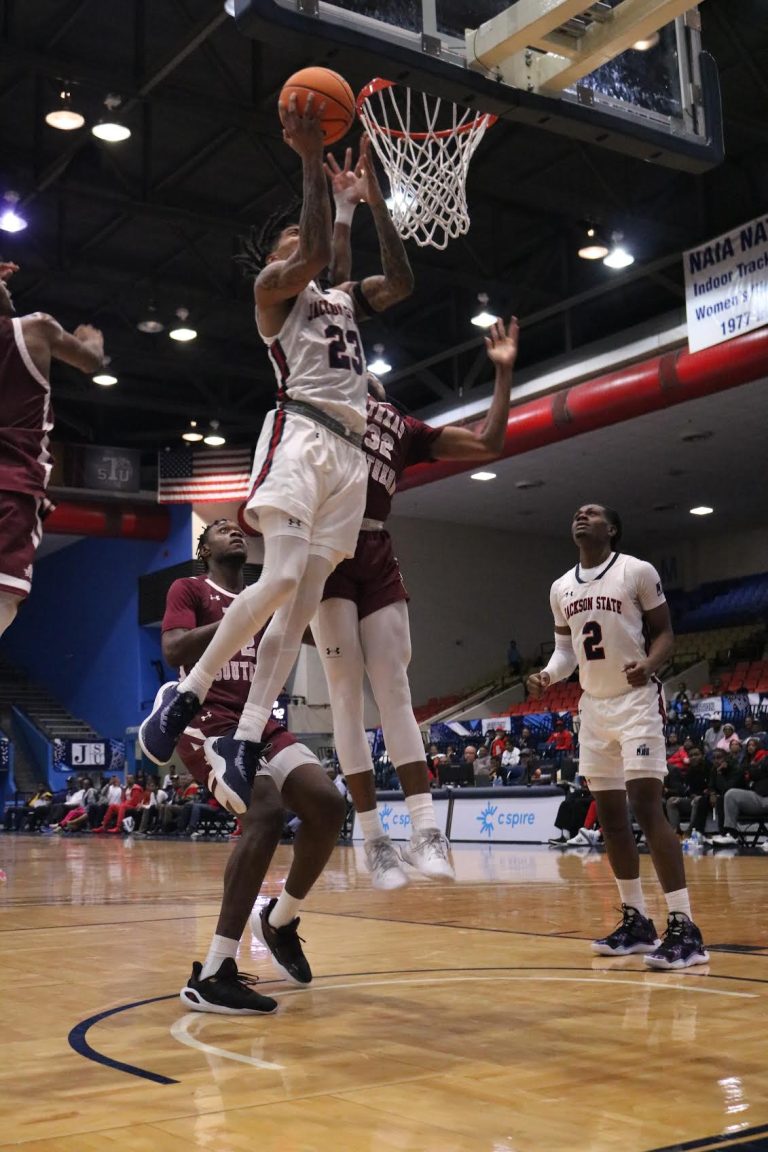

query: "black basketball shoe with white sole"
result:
(179, 957), (278, 1014)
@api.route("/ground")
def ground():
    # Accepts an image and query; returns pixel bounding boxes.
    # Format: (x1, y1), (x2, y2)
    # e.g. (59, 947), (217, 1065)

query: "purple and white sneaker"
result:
(592, 904), (661, 956)
(644, 913), (709, 970)
(205, 734), (268, 815)
(138, 682), (200, 766)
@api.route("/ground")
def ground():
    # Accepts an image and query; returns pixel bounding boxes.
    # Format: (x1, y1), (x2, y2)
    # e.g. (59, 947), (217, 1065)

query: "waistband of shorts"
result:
(360, 518), (385, 532)
(278, 399), (363, 451)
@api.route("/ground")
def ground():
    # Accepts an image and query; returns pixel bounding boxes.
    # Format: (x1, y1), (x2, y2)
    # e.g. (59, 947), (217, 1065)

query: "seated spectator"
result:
(133, 781), (161, 835)
(94, 775), (143, 833)
(90, 776), (123, 829)
(50, 778), (90, 832)
(545, 718), (574, 758)
(549, 777), (593, 844)
(711, 749), (768, 847)
(518, 726), (536, 752)
(716, 724), (738, 752)
(695, 749), (746, 838)
(672, 683), (690, 713)
(161, 777), (200, 833)
(490, 729), (507, 760)
(665, 747), (708, 835)
(58, 777), (100, 833)
(703, 718), (723, 756)
(738, 715), (766, 743)
(501, 738), (523, 784)
(519, 747), (539, 781)
(473, 745), (492, 786)
(445, 745), (458, 765)
(677, 704), (697, 732)
(3, 784), (53, 832)
(182, 787), (230, 838)
(667, 736), (695, 770)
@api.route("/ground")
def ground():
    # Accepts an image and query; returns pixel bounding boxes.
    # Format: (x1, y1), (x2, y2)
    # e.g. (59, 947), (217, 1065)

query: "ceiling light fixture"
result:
(0, 191), (27, 234)
(689, 505), (714, 516)
(93, 371), (118, 386)
(204, 420), (226, 447)
(91, 95), (131, 142)
(578, 225), (609, 261)
(470, 292), (499, 329)
(169, 307), (197, 342)
(45, 87), (85, 131)
(367, 343), (391, 374)
(471, 471), (496, 481)
(182, 420), (204, 443)
(223, 0), (236, 13)
(632, 31), (660, 51)
(137, 301), (164, 334)
(603, 232), (635, 269)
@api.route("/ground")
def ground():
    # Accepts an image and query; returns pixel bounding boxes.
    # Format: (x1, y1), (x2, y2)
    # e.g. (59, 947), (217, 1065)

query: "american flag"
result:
(157, 447), (252, 504)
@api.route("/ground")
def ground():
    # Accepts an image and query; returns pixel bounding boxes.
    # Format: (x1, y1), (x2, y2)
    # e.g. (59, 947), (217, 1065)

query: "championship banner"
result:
(684, 214), (768, 353)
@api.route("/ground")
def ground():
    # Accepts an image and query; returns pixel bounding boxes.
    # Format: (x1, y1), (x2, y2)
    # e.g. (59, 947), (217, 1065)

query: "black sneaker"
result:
(139, 681), (200, 766)
(251, 897), (312, 985)
(591, 904), (661, 956)
(179, 957), (278, 1015)
(205, 734), (268, 815)
(644, 913), (710, 970)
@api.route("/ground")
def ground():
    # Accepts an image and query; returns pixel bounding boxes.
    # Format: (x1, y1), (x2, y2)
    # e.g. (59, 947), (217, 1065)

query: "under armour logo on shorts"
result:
(325, 646), (341, 657)
(287, 517), (303, 529)
(636, 744), (650, 757)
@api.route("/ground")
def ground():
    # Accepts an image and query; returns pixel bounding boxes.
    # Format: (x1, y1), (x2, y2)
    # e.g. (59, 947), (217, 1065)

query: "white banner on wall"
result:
(684, 214), (768, 353)
(352, 798), (450, 842)
(449, 795), (560, 843)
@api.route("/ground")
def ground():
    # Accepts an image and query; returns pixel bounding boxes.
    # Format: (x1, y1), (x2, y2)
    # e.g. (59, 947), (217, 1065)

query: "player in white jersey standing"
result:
(527, 504), (708, 969)
(139, 99), (414, 836)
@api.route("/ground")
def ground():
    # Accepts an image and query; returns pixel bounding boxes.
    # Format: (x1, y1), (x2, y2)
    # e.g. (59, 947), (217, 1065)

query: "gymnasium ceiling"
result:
(1, 0), (767, 538)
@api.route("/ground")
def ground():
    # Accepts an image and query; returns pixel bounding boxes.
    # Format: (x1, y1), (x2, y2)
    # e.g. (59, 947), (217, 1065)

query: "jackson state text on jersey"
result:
(257, 281), (368, 436)
(362, 397), (441, 522)
(550, 553), (666, 699)
(162, 575), (265, 716)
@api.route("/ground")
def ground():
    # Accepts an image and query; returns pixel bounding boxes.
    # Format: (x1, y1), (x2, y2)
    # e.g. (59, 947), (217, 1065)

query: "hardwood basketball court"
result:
(1, 836), (767, 1152)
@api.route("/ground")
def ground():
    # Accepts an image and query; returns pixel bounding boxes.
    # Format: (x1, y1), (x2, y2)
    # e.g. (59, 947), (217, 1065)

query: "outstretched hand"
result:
(484, 316), (519, 370)
(526, 671), (550, 698)
(324, 147), (362, 209)
(279, 91), (326, 157)
(0, 262), (19, 283)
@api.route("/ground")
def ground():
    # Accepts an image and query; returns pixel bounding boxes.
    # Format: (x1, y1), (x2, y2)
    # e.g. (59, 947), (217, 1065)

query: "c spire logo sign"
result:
(478, 803), (497, 838)
(380, 803), (393, 833)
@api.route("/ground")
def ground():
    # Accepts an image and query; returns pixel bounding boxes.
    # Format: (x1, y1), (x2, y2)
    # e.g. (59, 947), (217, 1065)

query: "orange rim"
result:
(356, 77), (497, 140)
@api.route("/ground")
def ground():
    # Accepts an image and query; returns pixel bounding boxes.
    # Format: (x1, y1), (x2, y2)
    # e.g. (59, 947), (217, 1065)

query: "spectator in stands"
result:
(133, 780), (160, 835)
(90, 775), (122, 829)
(738, 715), (764, 742)
(94, 775), (143, 833)
(50, 778), (90, 831)
(518, 726), (535, 752)
(463, 745), (477, 769)
(672, 683), (690, 713)
(667, 736), (695, 771)
(739, 737), (768, 773)
(677, 704), (697, 732)
(711, 746), (768, 847)
(716, 724), (738, 752)
(520, 747), (539, 782)
(3, 783), (52, 831)
(703, 718), (722, 756)
(501, 737), (523, 783)
(58, 777), (100, 833)
(545, 718), (574, 758)
(161, 777), (200, 834)
(664, 747), (708, 836)
(549, 777), (593, 845)
(698, 748), (746, 838)
(490, 729), (506, 759)
(507, 639), (522, 677)
(473, 746), (492, 786)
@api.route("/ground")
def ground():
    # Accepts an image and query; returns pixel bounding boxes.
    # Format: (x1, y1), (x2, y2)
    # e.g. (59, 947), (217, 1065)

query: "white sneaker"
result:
(711, 833), (739, 847)
(759, 841), (768, 853)
(364, 836), (408, 890)
(579, 827), (602, 847)
(566, 830), (591, 846)
(400, 828), (455, 880)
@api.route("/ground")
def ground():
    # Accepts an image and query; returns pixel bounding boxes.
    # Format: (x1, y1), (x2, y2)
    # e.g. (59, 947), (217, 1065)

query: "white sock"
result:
(200, 934), (238, 980)
(358, 808), (386, 841)
(269, 890), (301, 929)
(405, 792), (437, 835)
(616, 877), (646, 917)
(235, 703), (271, 743)
(178, 667), (213, 702)
(665, 888), (692, 919)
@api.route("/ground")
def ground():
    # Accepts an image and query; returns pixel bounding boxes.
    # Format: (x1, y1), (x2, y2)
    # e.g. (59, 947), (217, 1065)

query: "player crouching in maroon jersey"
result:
(163, 519), (345, 1014)
(0, 262), (104, 634)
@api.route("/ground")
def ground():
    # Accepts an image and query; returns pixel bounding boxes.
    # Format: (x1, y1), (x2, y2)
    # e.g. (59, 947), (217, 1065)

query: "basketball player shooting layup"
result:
(0, 262), (105, 636)
(139, 92), (414, 808)
(314, 150), (519, 887)
(527, 504), (708, 969)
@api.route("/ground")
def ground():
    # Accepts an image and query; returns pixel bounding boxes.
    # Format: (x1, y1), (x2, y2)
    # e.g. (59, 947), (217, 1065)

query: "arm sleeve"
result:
(162, 579), (200, 632)
(541, 632), (579, 685)
(632, 559), (667, 612)
(404, 416), (442, 466)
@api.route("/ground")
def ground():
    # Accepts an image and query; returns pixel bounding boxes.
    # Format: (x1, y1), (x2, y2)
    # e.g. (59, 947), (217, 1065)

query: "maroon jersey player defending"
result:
(0, 262), (104, 634)
(165, 519), (345, 1015)
(318, 150), (519, 886)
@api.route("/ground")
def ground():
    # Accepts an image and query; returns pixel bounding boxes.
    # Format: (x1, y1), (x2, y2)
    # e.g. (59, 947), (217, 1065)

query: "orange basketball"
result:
(279, 67), (355, 146)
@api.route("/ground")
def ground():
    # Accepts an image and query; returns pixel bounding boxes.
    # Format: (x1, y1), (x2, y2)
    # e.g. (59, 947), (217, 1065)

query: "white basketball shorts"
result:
(244, 410), (367, 560)
(577, 681), (668, 791)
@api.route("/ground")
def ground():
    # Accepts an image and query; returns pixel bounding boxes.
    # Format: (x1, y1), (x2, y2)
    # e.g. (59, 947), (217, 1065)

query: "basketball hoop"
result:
(357, 78), (497, 251)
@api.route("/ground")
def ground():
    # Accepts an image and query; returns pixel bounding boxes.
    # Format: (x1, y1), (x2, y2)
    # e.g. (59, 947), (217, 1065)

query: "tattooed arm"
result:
(255, 93), (332, 328)
(325, 147), (358, 286)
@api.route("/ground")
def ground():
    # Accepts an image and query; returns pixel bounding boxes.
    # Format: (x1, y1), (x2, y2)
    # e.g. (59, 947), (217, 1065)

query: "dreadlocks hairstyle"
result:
(196, 519), (228, 570)
(233, 198), (302, 278)
(601, 506), (623, 549)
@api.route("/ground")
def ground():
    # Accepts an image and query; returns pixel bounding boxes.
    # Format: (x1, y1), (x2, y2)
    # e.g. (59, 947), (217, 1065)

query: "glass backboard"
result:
(235, 0), (723, 172)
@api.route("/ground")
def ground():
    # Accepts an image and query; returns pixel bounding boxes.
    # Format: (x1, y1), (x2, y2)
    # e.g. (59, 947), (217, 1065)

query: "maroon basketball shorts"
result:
(321, 528), (409, 620)
(0, 490), (43, 599)
(177, 708), (315, 790)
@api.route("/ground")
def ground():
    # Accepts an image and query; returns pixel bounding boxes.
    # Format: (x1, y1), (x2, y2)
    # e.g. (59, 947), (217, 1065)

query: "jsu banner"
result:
(52, 739), (126, 773)
(684, 214), (768, 353)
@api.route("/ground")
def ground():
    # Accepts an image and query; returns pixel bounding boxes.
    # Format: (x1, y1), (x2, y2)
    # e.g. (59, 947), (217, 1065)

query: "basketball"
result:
(279, 67), (355, 146)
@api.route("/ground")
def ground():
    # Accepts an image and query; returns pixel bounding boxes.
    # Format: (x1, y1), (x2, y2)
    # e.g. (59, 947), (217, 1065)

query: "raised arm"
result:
(359, 136), (414, 310)
(431, 317), (519, 462)
(325, 147), (358, 286)
(255, 93), (332, 316)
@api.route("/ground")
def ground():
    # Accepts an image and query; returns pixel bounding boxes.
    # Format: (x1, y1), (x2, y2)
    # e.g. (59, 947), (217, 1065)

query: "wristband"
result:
(334, 203), (356, 226)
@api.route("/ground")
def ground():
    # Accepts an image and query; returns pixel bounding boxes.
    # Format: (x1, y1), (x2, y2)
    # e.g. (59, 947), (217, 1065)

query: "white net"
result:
(357, 80), (497, 251)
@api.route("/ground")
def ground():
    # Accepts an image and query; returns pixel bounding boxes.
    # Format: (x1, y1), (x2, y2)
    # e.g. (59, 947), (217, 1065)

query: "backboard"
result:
(235, 0), (723, 172)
